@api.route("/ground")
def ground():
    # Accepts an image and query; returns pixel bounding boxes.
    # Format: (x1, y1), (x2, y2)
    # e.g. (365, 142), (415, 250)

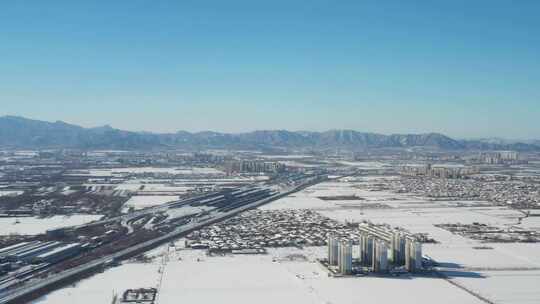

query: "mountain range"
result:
(0, 116), (538, 151)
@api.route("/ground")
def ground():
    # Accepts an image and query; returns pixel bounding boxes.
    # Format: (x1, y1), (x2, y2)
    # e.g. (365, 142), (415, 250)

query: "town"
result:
(0, 146), (539, 303)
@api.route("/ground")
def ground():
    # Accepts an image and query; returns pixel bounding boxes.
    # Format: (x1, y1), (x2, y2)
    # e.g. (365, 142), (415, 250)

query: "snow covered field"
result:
(263, 177), (540, 304)
(333, 160), (388, 169)
(0, 214), (102, 235)
(28, 176), (540, 304)
(82, 176), (256, 196)
(34, 262), (160, 304)
(259, 154), (314, 159)
(122, 195), (179, 211)
(34, 247), (484, 304)
(278, 161), (321, 168)
(0, 190), (23, 197)
(157, 248), (483, 304)
(67, 166), (225, 177)
(452, 270), (540, 304)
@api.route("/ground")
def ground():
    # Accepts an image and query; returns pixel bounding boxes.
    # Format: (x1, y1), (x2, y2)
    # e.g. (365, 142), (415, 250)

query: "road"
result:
(0, 176), (325, 304)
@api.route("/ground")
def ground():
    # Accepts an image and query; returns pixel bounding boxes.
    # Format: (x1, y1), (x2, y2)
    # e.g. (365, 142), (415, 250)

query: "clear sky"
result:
(0, 1), (539, 139)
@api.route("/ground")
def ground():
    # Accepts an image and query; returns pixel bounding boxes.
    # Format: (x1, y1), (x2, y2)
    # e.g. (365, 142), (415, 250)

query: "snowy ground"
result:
(34, 247), (484, 304)
(33, 262), (160, 304)
(28, 176), (540, 304)
(122, 195), (179, 211)
(166, 206), (213, 219)
(263, 177), (540, 304)
(278, 161), (321, 168)
(452, 270), (540, 304)
(519, 215), (540, 230)
(0, 215), (103, 236)
(258, 154), (314, 159)
(157, 248), (483, 304)
(67, 166), (225, 177)
(333, 160), (389, 169)
(0, 190), (24, 197)
(82, 176), (256, 196)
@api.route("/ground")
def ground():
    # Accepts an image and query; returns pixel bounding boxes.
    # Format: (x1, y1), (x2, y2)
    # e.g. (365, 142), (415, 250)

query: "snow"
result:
(26, 175), (540, 303)
(123, 195), (179, 210)
(263, 177), (540, 303)
(518, 216), (540, 230)
(138, 185), (192, 193)
(166, 206), (212, 219)
(158, 248), (482, 304)
(452, 270), (540, 304)
(67, 167), (225, 177)
(33, 263), (160, 304)
(260, 195), (330, 210)
(424, 244), (539, 269)
(278, 161), (321, 168)
(0, 215), (103, 236)
(334, 161), (388, 169)
(0, 190), (23, 197)
(114, 183), (144, 191)
(259, 154), (314, 159)
(34, 247), (484, 304)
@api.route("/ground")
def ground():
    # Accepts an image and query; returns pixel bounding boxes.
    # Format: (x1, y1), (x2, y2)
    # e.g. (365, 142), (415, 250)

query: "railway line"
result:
(0, 174), (327, 304)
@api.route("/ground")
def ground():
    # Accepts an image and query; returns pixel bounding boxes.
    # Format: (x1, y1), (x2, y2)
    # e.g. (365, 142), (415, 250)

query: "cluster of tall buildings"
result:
(360, 223), (422, 272)
(478, 151), (521, 164)
(400, 164), (479, 179)
(327, 223), (423, 275)
(370, 238), (388, 273)
(328, 236), (353, 275)
(191, 153), (228, 164)
(404, 239), (423, 272)
(224, 160), (286, 174)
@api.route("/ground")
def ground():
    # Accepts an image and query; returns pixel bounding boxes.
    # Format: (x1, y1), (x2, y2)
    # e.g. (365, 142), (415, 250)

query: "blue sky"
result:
(0, 1), (539, 139)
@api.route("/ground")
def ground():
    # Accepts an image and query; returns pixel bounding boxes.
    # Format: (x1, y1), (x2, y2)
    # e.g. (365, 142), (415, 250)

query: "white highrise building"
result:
(338, 240), (353, 275)
(405, 238), (422, 272)
(359, 235), (374, 266)
(390, 233), (405, 265)
(372, 240), (388, 273)
(328, 235), (339, 266)
(413, 241), (422, 270)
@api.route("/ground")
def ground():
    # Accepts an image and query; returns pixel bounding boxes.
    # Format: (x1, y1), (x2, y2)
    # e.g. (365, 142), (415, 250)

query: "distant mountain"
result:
(0, 116), (164, 149)
(474, 137), (517, 145)
(0, 116), (538, 151)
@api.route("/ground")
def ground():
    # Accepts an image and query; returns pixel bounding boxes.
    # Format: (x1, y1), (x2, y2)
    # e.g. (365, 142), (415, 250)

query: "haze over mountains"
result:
(0, 116), (538, 151)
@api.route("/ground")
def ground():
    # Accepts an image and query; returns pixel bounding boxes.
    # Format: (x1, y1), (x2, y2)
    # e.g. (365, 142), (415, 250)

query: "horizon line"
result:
(2, 115), (539, 142)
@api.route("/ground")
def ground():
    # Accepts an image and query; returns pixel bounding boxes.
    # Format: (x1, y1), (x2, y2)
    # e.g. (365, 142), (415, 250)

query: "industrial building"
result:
(32, 243), (82, 264)
(0, 242), (37, 260)
(0, 240), (84, 295)
(8, 242), (62, 263)
(0, 240), (83, 281)
(0, 241), (44, 262)
(0, 242), (32, 260)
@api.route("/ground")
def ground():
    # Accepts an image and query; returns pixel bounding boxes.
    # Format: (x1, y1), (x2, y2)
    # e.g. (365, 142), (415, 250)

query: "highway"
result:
(0, 175), (326, 304)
